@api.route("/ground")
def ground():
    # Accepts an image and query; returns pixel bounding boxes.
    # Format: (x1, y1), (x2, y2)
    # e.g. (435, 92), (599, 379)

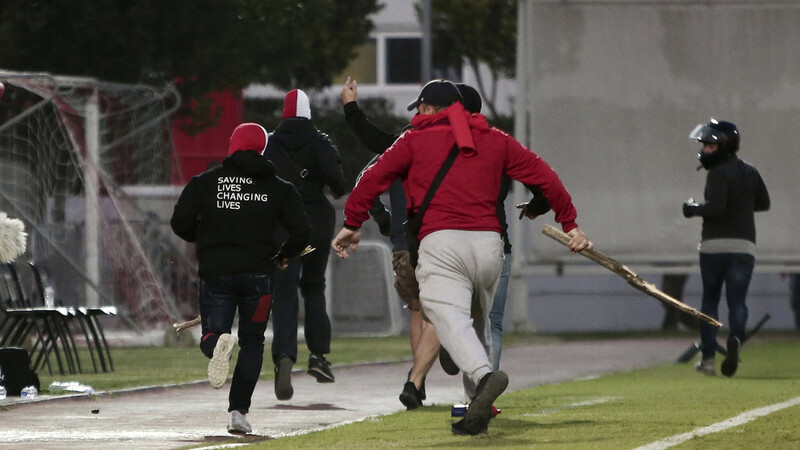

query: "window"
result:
(334, 35), (461, 87)
(386, 38), (421, 84)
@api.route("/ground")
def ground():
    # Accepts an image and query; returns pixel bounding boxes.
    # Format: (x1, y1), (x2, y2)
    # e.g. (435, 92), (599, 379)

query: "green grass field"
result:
(33, 332), (800, 449)
(242, 336), (800, 449)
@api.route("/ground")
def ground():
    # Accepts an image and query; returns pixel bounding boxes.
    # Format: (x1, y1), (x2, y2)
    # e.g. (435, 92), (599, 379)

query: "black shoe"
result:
(458, 371), (508, 435)
(439, 348), (459, 375)
(308, 354), (335, 383)
(406, 368), (427, 401)
(399, 381), (422, 410)
(721, 337), (740, 377)
(275, 356), (293, 400)
(451, 417), (488, 436)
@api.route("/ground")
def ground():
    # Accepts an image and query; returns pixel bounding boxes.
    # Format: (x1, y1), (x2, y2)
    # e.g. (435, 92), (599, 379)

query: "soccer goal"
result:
(0, 70), (195, 331)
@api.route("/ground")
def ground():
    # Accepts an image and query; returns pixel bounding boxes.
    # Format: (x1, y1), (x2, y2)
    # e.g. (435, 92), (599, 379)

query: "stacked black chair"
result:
(0, 267), (43, 363)
(26, 262), (116, 373)
(0, 263), (78, 375)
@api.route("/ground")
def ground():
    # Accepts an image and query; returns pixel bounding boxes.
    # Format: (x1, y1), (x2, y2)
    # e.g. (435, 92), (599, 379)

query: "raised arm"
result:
(341, 77), (401, 153)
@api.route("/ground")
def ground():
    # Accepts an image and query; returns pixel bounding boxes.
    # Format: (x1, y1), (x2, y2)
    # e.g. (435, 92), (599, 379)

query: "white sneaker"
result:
(227, 410), (252, 434)
(695, 357), (716, 376)
(208, 333), (235, 389)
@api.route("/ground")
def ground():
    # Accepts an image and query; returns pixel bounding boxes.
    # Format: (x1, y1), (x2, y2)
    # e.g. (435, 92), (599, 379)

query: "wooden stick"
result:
(542, 224), (722, 328)
(173, 315), (201, 332)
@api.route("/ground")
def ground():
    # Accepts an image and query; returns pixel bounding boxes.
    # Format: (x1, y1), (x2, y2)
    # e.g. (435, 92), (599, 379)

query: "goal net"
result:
(0, 70), (196, 330)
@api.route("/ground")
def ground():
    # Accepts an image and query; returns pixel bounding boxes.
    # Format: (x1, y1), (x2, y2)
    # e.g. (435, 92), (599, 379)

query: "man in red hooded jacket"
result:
(332, 80), (592, 436)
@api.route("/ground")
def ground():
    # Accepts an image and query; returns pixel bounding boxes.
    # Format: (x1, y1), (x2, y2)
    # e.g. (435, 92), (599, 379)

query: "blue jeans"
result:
(199, 273), (272, 413)
(488, 252), (512, 371)
(699, 253), (754, 359)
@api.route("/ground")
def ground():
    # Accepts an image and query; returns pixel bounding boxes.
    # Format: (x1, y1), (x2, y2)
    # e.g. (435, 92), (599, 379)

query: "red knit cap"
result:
(228, 123), (268, 155)
(282, 89), (311, 120)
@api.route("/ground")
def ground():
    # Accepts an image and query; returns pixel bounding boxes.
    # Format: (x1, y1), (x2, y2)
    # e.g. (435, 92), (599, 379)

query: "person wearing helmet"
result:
(683, 118), (770, 377)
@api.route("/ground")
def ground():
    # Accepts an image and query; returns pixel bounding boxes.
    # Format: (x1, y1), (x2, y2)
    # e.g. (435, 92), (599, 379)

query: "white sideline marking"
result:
(194, 444), (248, 450)
(635, 396), (800, 450)
(0, 429), (213, 443)
(523, 396), (621, 417)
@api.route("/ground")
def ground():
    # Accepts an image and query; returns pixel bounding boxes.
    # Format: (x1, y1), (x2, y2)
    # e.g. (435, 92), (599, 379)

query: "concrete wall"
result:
(523, 272), (795, 333)
(515, 0), (800, 264)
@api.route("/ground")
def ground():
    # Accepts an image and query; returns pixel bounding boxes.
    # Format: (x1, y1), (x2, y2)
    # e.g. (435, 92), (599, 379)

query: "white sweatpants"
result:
(415, 230), (504, 391)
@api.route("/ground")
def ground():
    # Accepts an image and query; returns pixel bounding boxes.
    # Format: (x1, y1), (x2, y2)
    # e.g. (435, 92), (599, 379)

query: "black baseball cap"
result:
(406, 79), (462, 111)
(455, 83), (482, 114)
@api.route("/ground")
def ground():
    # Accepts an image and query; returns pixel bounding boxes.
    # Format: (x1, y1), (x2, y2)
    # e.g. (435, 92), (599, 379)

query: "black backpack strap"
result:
(415, 144), (460, 219)
(272, 145), (309, 179)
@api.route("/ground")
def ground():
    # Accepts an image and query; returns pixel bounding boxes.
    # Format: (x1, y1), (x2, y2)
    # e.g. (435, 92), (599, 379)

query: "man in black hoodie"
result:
(683, 118), (770, 378)
(171, 123), (311, 434)
(264, 89), (347, 400)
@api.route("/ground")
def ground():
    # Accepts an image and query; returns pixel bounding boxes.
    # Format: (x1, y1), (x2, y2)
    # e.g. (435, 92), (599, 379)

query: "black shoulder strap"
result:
(271, 143), (309, 180)
(416, 144), (459, 219)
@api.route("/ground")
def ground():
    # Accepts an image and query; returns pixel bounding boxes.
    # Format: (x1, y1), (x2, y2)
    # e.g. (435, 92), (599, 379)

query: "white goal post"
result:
(0, 70), (195, 330)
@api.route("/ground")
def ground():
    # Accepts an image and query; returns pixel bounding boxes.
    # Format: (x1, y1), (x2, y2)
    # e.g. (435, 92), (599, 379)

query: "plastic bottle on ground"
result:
(20, 385), (38, 399)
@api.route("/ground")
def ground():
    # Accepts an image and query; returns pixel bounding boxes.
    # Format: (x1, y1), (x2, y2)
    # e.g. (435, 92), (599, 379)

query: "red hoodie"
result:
(344, 102), (578, 240)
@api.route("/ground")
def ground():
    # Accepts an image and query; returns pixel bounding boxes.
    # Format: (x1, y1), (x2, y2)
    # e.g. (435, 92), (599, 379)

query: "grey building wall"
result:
(515, 0), (800, 264)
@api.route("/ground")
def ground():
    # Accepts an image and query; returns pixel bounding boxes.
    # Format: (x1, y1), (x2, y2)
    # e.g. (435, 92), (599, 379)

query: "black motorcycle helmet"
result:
(688, 118), (740, 154)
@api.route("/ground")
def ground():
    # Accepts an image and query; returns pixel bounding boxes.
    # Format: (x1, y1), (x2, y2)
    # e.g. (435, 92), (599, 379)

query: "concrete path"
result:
(0, 338), (690, 449)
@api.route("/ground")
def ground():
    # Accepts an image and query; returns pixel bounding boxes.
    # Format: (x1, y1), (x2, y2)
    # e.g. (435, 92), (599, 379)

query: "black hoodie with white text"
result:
(171, 150), (311, 278)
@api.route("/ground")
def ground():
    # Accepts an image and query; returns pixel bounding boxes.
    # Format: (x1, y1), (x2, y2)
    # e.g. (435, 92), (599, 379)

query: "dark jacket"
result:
(694, 153), (770, 243)
(170, 150), (311, 278)
(264, 118), (347, 207)
(344, 101), (401, 154)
